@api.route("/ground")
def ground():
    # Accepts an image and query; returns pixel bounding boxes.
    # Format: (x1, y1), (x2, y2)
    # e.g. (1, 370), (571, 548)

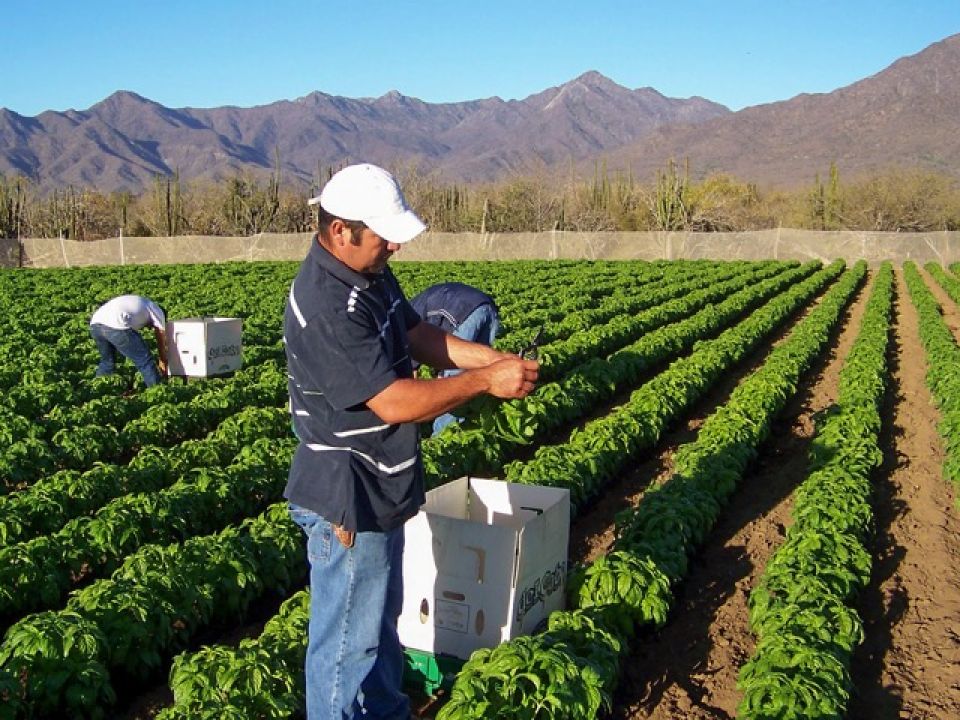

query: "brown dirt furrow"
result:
(606, 270), (874, 720)
(570, 268), (845, 565)
(847, 266), (960, 720)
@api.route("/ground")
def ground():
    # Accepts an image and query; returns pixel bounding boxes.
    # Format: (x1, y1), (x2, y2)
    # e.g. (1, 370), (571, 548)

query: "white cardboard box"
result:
(166, 317), (243, 377)
(399, 477), (570, 660)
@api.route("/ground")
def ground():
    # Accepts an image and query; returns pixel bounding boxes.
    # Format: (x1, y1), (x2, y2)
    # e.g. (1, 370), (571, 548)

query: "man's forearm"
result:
(368, 371), (490, 424)
(154, 329), (167, 363)
(408, 321), (506, 370)
(367, 351), (538, 425)
(444, 333), (506, 369)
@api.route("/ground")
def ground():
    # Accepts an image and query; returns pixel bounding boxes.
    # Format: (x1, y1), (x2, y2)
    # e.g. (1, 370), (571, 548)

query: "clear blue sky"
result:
(3, 1), (959, 116)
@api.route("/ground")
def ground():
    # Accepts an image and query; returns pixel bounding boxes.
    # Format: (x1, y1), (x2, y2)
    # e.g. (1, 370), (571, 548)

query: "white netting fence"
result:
(3, 229), (960, 268)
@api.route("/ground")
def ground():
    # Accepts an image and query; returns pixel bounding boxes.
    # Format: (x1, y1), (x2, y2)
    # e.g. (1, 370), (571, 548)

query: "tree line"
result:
(1, 160), (959, 240)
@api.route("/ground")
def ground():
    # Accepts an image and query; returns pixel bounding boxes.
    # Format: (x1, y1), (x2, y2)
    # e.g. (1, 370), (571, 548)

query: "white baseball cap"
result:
(308, 163), (427, 244)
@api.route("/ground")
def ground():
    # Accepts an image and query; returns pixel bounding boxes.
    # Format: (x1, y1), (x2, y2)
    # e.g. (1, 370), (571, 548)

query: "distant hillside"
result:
(2, 33), (960, 193)
(0, 72), (728, 193)
(606, 33), (960, 186)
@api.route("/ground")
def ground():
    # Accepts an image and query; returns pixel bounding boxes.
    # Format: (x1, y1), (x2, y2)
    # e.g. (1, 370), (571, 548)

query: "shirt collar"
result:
(308, 235), (374, 290)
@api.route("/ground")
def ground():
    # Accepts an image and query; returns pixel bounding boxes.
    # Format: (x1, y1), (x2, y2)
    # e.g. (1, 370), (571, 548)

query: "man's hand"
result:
(157, 358), (168, 376)
(484, 356), (539, 399)
(365, 356), (539, 425)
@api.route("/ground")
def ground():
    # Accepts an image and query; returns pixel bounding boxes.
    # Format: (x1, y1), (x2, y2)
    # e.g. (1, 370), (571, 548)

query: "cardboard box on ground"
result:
(166, 317), (243, 377)
(399, 477), (570, 661)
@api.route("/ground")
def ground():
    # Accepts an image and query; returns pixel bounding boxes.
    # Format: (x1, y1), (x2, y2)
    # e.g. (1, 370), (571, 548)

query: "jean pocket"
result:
(289, 503), (332, 563)
(308, 521), (332, 564)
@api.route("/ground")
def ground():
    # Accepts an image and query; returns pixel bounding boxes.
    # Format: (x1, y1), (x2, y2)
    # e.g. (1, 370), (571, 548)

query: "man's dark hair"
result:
(316, 205), (367, 239)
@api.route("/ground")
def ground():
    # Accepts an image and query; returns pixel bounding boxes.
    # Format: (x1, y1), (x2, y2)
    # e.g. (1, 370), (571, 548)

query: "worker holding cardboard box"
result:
(89, 294), (168, 387)
(283, 163), (539, 720)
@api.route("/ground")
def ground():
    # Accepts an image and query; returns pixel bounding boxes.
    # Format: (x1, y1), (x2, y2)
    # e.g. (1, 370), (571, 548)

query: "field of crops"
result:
(1, 257), (958, 720)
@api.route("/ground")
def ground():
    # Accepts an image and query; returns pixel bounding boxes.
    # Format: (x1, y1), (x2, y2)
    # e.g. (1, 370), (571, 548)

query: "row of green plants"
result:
(738, 263), (893, 718)
(438, 261), (865, 718)
(903, 262), (960, 501)
(0, 360), (287, 495)
(0, 406), (291, 547)
(159, 590), (311, 719)
(926, 262), (960, 305)
(0, 436), (295, 623)
(0, 499), (305, 720)
(150, 261), (847, 717)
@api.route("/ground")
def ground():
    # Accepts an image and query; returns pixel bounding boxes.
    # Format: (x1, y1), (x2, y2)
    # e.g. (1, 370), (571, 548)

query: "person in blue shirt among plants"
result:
(409, 282), (501, 436)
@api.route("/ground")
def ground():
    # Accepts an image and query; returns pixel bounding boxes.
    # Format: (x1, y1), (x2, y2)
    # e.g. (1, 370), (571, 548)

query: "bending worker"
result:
(283, 163), (539, 720)
(89, 294), (167, 387)
(409, 282), (501, 435)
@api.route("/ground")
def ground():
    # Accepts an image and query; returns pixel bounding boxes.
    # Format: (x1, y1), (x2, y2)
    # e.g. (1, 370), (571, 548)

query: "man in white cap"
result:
(283, 163), (539, 719)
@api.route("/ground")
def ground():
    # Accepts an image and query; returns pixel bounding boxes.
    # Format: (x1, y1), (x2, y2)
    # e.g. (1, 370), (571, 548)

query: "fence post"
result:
(59, 232), (70, 268)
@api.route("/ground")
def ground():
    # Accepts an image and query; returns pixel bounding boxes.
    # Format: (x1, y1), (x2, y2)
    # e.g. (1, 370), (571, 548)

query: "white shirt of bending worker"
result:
(90, 295), (168, 374)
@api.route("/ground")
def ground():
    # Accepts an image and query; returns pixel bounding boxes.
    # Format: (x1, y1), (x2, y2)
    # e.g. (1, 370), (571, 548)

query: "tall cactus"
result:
(150, 171), (184, 237)
(653, 158), (689, 231)
(808, 162), (843, 230)
(0, 175), (27, 239)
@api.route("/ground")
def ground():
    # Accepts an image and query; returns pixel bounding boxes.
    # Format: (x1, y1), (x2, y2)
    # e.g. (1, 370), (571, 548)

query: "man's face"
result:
(343, 226), (401, 274)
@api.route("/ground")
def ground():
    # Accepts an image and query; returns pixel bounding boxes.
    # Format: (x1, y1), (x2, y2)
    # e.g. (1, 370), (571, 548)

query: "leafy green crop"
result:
(739, 263), (892, 720)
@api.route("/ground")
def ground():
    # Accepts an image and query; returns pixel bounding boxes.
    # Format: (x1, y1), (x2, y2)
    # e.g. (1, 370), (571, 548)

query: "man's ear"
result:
(329, 218), (347, 246)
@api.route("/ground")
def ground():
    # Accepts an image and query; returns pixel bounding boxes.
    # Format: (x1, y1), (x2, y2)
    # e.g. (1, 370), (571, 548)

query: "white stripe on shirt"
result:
(305, 443), (417, 475)
(333, 424), (390, 438)
(289, 282), (307, 328)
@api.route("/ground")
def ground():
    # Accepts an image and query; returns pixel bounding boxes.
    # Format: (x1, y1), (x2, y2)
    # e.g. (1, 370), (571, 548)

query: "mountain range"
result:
(2, 32), (959, 193)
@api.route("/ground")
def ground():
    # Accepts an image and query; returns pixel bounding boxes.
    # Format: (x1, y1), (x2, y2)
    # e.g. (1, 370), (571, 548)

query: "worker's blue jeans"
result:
(433, 303), (502, 436)
(288, 503), (410, 720)
(89, 323), (162, 387)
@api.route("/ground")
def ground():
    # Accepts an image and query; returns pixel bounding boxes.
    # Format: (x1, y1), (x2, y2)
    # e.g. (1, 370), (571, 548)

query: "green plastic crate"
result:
(403, 647), (464, 696)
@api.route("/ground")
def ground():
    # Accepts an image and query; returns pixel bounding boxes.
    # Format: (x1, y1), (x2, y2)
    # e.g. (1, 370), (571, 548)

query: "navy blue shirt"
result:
(283, 238), (425, 532)
(409, 282), (497, 335)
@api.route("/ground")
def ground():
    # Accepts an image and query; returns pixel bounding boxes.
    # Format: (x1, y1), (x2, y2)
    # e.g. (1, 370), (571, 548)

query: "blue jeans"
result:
(433, 303), (501, 436)
(90, 323), (162, 387)
(289, 503), (409, 720)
